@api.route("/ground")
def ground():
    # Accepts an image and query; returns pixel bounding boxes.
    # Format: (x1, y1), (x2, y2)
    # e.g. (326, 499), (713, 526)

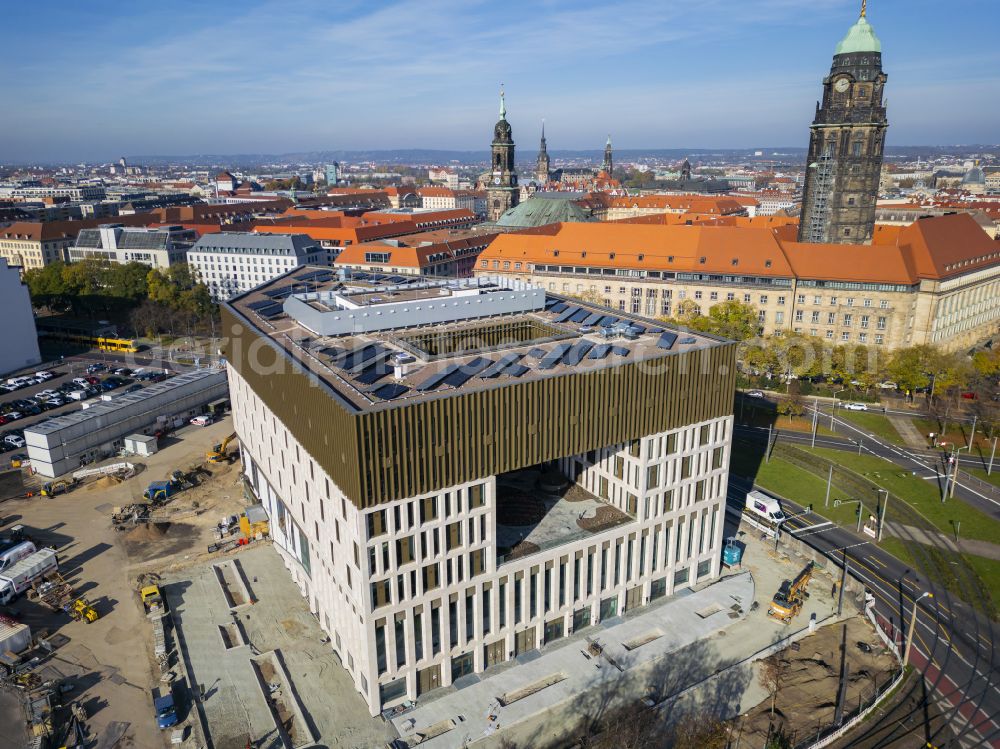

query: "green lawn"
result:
(729, 442), (866, 527)
(836, 409), (906, 445)
(963, 466), (1000, 490)
(962, 554), (1000, 617)
(801, 447), (1000, 545)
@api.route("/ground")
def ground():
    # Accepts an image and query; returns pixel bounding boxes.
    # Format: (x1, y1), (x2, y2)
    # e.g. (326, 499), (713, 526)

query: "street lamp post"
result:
(903, 592), (933, 667)
(949, 445), (970, 499)
(831, 389), (846, 429)
(876, 489), (888, 542)
(989, 436), (998, 476)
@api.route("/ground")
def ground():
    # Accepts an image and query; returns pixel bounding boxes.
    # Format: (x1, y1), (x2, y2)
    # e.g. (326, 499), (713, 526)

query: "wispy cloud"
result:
(0, 0), (996, 161)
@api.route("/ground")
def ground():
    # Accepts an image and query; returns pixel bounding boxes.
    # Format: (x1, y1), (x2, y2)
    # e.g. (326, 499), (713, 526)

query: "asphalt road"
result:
(729, 402), (1000, 747)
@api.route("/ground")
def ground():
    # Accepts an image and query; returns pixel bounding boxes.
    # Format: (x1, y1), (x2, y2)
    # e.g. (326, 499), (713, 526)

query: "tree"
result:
(570, 288), (605, 305)
(673, 299), (702, 325)
(779, 390), (805, 422)
(686, 300), (759, 342)
(667, 712), (730, 749)
(886, 345), (933, 395)
(758, 655), (788, 717)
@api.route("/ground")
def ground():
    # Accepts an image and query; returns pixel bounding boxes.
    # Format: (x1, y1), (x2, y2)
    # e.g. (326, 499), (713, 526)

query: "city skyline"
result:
(2, 0), (998, 163)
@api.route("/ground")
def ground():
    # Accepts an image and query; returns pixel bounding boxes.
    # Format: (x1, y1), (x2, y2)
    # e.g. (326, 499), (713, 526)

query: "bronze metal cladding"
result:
(223, 307), (737, 509)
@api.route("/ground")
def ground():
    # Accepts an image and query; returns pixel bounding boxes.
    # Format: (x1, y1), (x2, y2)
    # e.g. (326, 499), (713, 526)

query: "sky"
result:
(1, 0), (998, 163)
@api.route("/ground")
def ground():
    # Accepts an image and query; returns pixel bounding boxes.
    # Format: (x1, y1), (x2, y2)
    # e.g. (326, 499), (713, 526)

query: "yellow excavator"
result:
(206, 432), (238, 463)
(768, 561), (814, 623)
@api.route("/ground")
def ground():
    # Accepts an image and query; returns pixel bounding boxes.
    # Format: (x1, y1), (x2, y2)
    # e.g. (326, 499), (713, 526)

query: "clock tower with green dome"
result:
(798, 0), (888, 244)
(488, 88), (519, 222)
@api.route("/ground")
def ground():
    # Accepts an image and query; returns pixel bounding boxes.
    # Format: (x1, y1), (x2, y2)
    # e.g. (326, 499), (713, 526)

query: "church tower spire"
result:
(536, 120), (550, 184)
(798, 3), (887, 244)
(603, 134), (613, 176)
(487, 86), (519, 222)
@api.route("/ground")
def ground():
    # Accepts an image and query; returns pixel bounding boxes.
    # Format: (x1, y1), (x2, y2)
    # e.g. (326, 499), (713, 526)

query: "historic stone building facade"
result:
(487, 91), (519, 222)
(799, 5), (888, 244)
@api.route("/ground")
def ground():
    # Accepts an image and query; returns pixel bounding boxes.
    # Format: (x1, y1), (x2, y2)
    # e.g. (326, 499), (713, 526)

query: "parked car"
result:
(190, 415), (212, 427)
(5, 412), (23, 421)
(152, 688), (178, 730)
(125, 384), (143, 393)
(35, 370), (55, 380)
(84, 376), (100, 386)
(86, 364), (106, 374)
(72, 377), (89, 388)
(961, 392), (977, 400)
(746, 390), (765, 398)
(3, 435), (25, 448)
(149, 373), (168, 383)
(843, 402), (868, 411)
(877, 381), (898, 390)
(114, 368), (132, 376)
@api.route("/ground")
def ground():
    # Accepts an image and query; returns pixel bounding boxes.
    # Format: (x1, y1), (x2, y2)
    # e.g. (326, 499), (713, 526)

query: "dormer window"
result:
(765, 260), (772, 268)
(699, 257), (706, 264)
(638, 254), (644, 261)
(609, 253), (615, 259)
(731, 258), (738, 266)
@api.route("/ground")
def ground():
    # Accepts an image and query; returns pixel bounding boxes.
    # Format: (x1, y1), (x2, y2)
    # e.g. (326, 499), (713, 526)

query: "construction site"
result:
(0, 413), (911, 749)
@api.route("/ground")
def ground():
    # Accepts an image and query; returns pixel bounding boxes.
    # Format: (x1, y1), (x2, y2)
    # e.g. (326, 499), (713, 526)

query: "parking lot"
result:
(1, 355), (183, 469)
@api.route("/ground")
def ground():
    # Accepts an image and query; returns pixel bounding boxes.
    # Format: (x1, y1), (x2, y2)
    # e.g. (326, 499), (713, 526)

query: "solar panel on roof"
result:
(247, 299), (278, 311)
(680, 337), (697, 345)
(599, 316), (618, 327)
(372, 383), (409, 400)
(416, 364), (458, 392)
(539, 342), (573, 370)
(479, 353), (524, 379)
(647, 327), (663, 334)
(527, 347), (547, 359)
(504, 364), (530, 378)
(388, 276), (407, 283)
(441, 357), (492, 388)
(569, 308), (592, 323)
(258, 306), (286, 320)
(252, 303), (282, 317)
(611, 346), (631, 356)
(549, 302), (568, 314)
(319, 346), (340, 358)
(341, 344), (386, 371)
(589, 344), (612, 360)
(554, 306), (581, 323)
(355, 360), (392, 385)
(563, 341), (594, 366)
(581, 312), (604, 326)
(629, 325), (646, 334)
(656, 331), (678, 350)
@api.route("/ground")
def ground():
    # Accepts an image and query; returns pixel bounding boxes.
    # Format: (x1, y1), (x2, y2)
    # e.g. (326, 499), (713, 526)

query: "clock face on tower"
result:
(834, 78), (850, 93)
(493, 176), (501, 185)
(511, 175), (517, 185)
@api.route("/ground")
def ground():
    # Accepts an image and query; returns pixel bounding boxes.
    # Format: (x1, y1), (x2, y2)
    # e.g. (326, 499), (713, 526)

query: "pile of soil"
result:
(507, 541), (540, 560)
(496, 487), (545, 526)
(563, 484), (597, 503)
(86, 475), (121, 492)
(577, 505), (630, 533)
(126, 522), (171, 541)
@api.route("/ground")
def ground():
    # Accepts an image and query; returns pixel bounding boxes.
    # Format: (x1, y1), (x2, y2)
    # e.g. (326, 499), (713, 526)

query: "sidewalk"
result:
(885, 521), (1000, 561)
(885, 412), (926, 449)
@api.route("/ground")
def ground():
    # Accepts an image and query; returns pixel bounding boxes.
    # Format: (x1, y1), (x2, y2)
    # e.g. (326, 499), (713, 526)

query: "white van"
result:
(67, 390), (88, 401)
(0, 540), (37, 572)
(744, 490), (786, 525)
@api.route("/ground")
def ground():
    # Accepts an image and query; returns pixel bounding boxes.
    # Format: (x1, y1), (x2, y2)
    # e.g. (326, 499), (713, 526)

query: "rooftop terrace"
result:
(226, 266), (724, 413)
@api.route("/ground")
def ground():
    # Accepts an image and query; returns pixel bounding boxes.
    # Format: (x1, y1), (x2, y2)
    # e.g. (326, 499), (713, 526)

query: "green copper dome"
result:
(835, 15), (881, 54)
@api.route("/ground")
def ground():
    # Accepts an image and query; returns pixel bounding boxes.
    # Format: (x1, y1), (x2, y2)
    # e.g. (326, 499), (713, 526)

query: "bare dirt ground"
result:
(739, 615), (899, 747)
(0, 417), (246, 748)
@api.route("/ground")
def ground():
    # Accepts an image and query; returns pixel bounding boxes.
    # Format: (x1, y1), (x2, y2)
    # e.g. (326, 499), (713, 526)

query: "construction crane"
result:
(768, 561), (814, 623)
(206, 432), (238, 463)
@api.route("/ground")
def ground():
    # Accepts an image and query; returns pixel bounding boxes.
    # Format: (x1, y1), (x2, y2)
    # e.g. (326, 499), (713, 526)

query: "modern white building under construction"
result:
(223, 267), (736, 716)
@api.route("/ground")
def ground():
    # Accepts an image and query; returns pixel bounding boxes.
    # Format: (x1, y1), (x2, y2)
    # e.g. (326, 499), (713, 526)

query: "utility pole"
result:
(969, 414), (977, 450)
(857, 501), (865, 533)
(837, 549), (848, 616)
(989, 436), (998, 476)
(824, 464), (833, 507)
(834, 623), (849, 726)
(811, 398), (818, 447)
(766, 423), (773, 463)
(903, 592), (933, 667)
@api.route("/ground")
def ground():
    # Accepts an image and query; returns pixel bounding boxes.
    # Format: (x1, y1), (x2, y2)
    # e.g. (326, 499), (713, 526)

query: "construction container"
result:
(722, 538), (743, 567)
(239, 504), (270, 539)
(0, 620), (31, 656)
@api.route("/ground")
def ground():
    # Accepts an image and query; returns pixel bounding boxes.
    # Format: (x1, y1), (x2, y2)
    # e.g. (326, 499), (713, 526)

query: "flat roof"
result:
(225, 267), (725, 413)
(24, 369), (226, 436)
